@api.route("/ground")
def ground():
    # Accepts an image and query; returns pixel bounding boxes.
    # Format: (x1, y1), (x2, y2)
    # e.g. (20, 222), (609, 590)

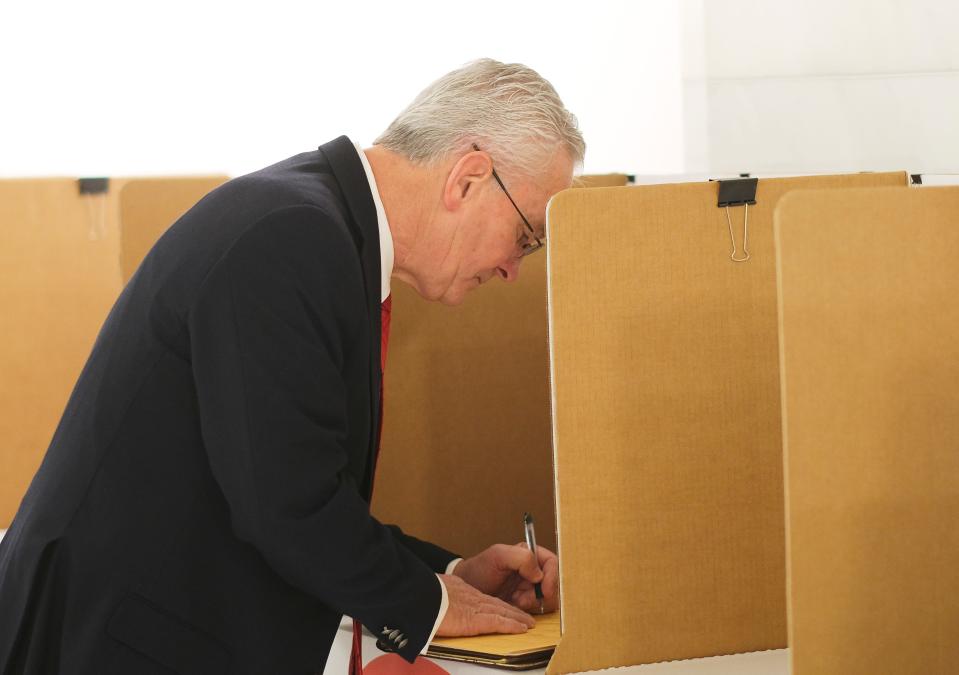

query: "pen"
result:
(523, 512), (545, 615)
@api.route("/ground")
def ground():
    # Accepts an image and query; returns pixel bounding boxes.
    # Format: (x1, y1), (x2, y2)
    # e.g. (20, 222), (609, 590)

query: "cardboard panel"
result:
(776, 187), (959, 675)
(573, 174), (631, 188)
(119, 177), (228, 282)
(372, 178), (646, 557)
(372, 253), (556, 556)
(544, 172), (907, 674)
(1, 177), (227, 528)
(0, 179), (125, 527)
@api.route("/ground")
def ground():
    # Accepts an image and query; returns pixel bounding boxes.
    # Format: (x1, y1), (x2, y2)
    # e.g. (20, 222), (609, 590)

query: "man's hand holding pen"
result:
(437, 541), (560, 637)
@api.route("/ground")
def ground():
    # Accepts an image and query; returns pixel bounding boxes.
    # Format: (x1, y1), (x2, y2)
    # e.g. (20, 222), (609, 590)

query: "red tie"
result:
(380, 295), (392, 372)
(350, 295), (392, 675)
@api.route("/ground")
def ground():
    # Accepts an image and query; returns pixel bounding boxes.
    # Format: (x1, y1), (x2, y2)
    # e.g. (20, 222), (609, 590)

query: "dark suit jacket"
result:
(0, 136), (457, 674)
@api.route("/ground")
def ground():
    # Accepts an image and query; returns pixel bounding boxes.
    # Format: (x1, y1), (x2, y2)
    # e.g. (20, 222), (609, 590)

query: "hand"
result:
(436, 573), (535, 637)
(452, 543), (560, 614)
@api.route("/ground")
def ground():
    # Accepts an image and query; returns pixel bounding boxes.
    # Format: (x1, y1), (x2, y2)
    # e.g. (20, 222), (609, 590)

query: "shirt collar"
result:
(353, 142), (393, 303)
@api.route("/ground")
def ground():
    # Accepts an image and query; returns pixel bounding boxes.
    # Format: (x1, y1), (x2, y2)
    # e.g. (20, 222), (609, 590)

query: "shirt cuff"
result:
(444, 558), (463, 575)
(421, 574), (450, 654)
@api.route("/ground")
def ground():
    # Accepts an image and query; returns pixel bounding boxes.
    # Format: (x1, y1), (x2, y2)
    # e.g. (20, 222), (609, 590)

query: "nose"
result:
(496, 257), (522, 283)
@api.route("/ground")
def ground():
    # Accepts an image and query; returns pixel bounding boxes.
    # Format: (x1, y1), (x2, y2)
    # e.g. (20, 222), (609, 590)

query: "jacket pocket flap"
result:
(107, 594), (230, 675)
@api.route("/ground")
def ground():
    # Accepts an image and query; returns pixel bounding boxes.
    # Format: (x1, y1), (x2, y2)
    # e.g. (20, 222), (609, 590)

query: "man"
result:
(0, 58), (584, 673)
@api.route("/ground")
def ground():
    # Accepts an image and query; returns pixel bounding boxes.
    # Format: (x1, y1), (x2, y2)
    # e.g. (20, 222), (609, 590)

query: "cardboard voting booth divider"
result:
(118, 178), (229, 284)
(543, 171), (907, 674)
(776, 186), (959, 675)
(573, 174), (631, 188)
(371, 174), (636, 556)
(371, 252), (557, 556)
(0, 177), (227, 527)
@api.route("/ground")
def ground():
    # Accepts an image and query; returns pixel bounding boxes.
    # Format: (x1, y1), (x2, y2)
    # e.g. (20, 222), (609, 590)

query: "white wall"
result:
(682, 0), (959, 175)
(0, 1), (684, 178)
(8, 1), (953, 182)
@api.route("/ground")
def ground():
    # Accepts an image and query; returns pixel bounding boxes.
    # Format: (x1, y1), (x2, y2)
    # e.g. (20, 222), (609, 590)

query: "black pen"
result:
(523, 512), (545, 615)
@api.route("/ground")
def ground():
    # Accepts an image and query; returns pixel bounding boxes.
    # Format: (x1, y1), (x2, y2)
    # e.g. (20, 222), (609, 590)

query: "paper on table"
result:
(428, 611), (560, 665)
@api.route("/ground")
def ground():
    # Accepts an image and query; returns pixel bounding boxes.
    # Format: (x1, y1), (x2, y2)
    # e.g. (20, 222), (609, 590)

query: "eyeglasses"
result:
(472, 144), (543, 257)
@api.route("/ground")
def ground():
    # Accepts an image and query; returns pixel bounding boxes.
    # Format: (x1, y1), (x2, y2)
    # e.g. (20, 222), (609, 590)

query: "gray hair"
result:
(375, 58), (585, 178)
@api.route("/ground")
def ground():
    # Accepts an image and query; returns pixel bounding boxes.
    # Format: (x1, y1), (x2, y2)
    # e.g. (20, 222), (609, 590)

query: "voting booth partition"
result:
(8, 169), (956, 675)
(542, 172), (907, 674)
(0, 176), (228, 527)
(371, 240), (558, 556)
(371, 173), (638, 556)
(572, 174), (632, 188)
(776, 186), (959, 675)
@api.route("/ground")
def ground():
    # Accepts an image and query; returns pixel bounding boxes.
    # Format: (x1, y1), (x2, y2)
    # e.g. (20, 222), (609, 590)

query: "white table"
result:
(323, 618), (789, 675)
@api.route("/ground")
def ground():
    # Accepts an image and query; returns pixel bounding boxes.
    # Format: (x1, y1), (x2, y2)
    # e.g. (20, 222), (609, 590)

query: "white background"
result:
(681, 0), (959, 175)
(1, 0), (956, 179)
(0, 0), (684, 178)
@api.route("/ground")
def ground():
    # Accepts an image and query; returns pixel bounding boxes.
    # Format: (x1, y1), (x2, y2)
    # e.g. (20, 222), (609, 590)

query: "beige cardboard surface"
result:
(543, 172), (907, 674)
(119, 177), (228, 283)
(776, 187), (959, 675)
(573, 174), (631, 188)
(372, 178), (639, 558)
(372, 252), (557, 556)
(0, 179), (125, 527)
(1, 177), (225, 527)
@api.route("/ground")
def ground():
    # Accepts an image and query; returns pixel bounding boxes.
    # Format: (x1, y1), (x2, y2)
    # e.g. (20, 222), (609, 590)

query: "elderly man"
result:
(0, 59), (584, 674)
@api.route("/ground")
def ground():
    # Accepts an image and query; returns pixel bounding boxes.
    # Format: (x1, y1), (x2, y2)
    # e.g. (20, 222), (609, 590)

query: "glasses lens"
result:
(522, 240), (544, 257)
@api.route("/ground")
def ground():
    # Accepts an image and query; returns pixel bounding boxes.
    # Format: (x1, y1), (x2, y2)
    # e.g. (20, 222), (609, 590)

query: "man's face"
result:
(424, 150), (574, 306)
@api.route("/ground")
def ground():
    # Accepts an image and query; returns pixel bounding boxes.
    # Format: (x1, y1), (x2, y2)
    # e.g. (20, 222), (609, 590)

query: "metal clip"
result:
(724, 205), (750, 262)
(79, 178), (109, 241)
(716, 178), (758, 264)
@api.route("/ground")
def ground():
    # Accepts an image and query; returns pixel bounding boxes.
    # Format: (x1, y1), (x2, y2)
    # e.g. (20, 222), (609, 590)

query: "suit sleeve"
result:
(188, 205), (440, 661)
(384, 524), (460, 574)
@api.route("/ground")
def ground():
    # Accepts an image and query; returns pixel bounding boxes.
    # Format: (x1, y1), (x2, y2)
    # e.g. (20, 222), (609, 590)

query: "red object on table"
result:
(365, 653), (450, 675)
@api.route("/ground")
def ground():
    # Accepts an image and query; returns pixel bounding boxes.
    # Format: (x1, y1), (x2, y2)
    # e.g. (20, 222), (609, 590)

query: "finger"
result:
(517, 543), (557, 561)
(512, 579), (533, 594)
(535, 544), (558, 560)
(542, 555), (560, 597)
(511, 588), (540, 613)
(517, 586), (554, 614)
(481, 601), (536, 628)
(479, 597), (536, 627)
(498, 545), (544, 584)
(516, 543), (557, 582)
(496, 576), (521, 602)
(471, 612), (531, 636)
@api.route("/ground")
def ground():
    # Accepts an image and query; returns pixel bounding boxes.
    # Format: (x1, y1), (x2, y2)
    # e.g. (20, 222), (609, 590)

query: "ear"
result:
(442, 147), (493, 212)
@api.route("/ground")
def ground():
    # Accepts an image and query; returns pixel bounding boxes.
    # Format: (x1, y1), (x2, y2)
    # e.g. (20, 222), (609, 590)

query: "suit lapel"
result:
(318, 135), (382, 499)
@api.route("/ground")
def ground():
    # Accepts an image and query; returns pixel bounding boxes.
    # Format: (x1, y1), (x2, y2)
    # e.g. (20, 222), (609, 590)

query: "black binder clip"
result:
(717, 178), (758, 263)
(78, 177), (109, 195)
(78, 177), (110, 241)
(910, 174), (923, 185)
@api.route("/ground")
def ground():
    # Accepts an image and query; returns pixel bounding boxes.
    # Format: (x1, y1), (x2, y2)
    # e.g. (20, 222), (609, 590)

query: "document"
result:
(427, 611), (560, 670)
